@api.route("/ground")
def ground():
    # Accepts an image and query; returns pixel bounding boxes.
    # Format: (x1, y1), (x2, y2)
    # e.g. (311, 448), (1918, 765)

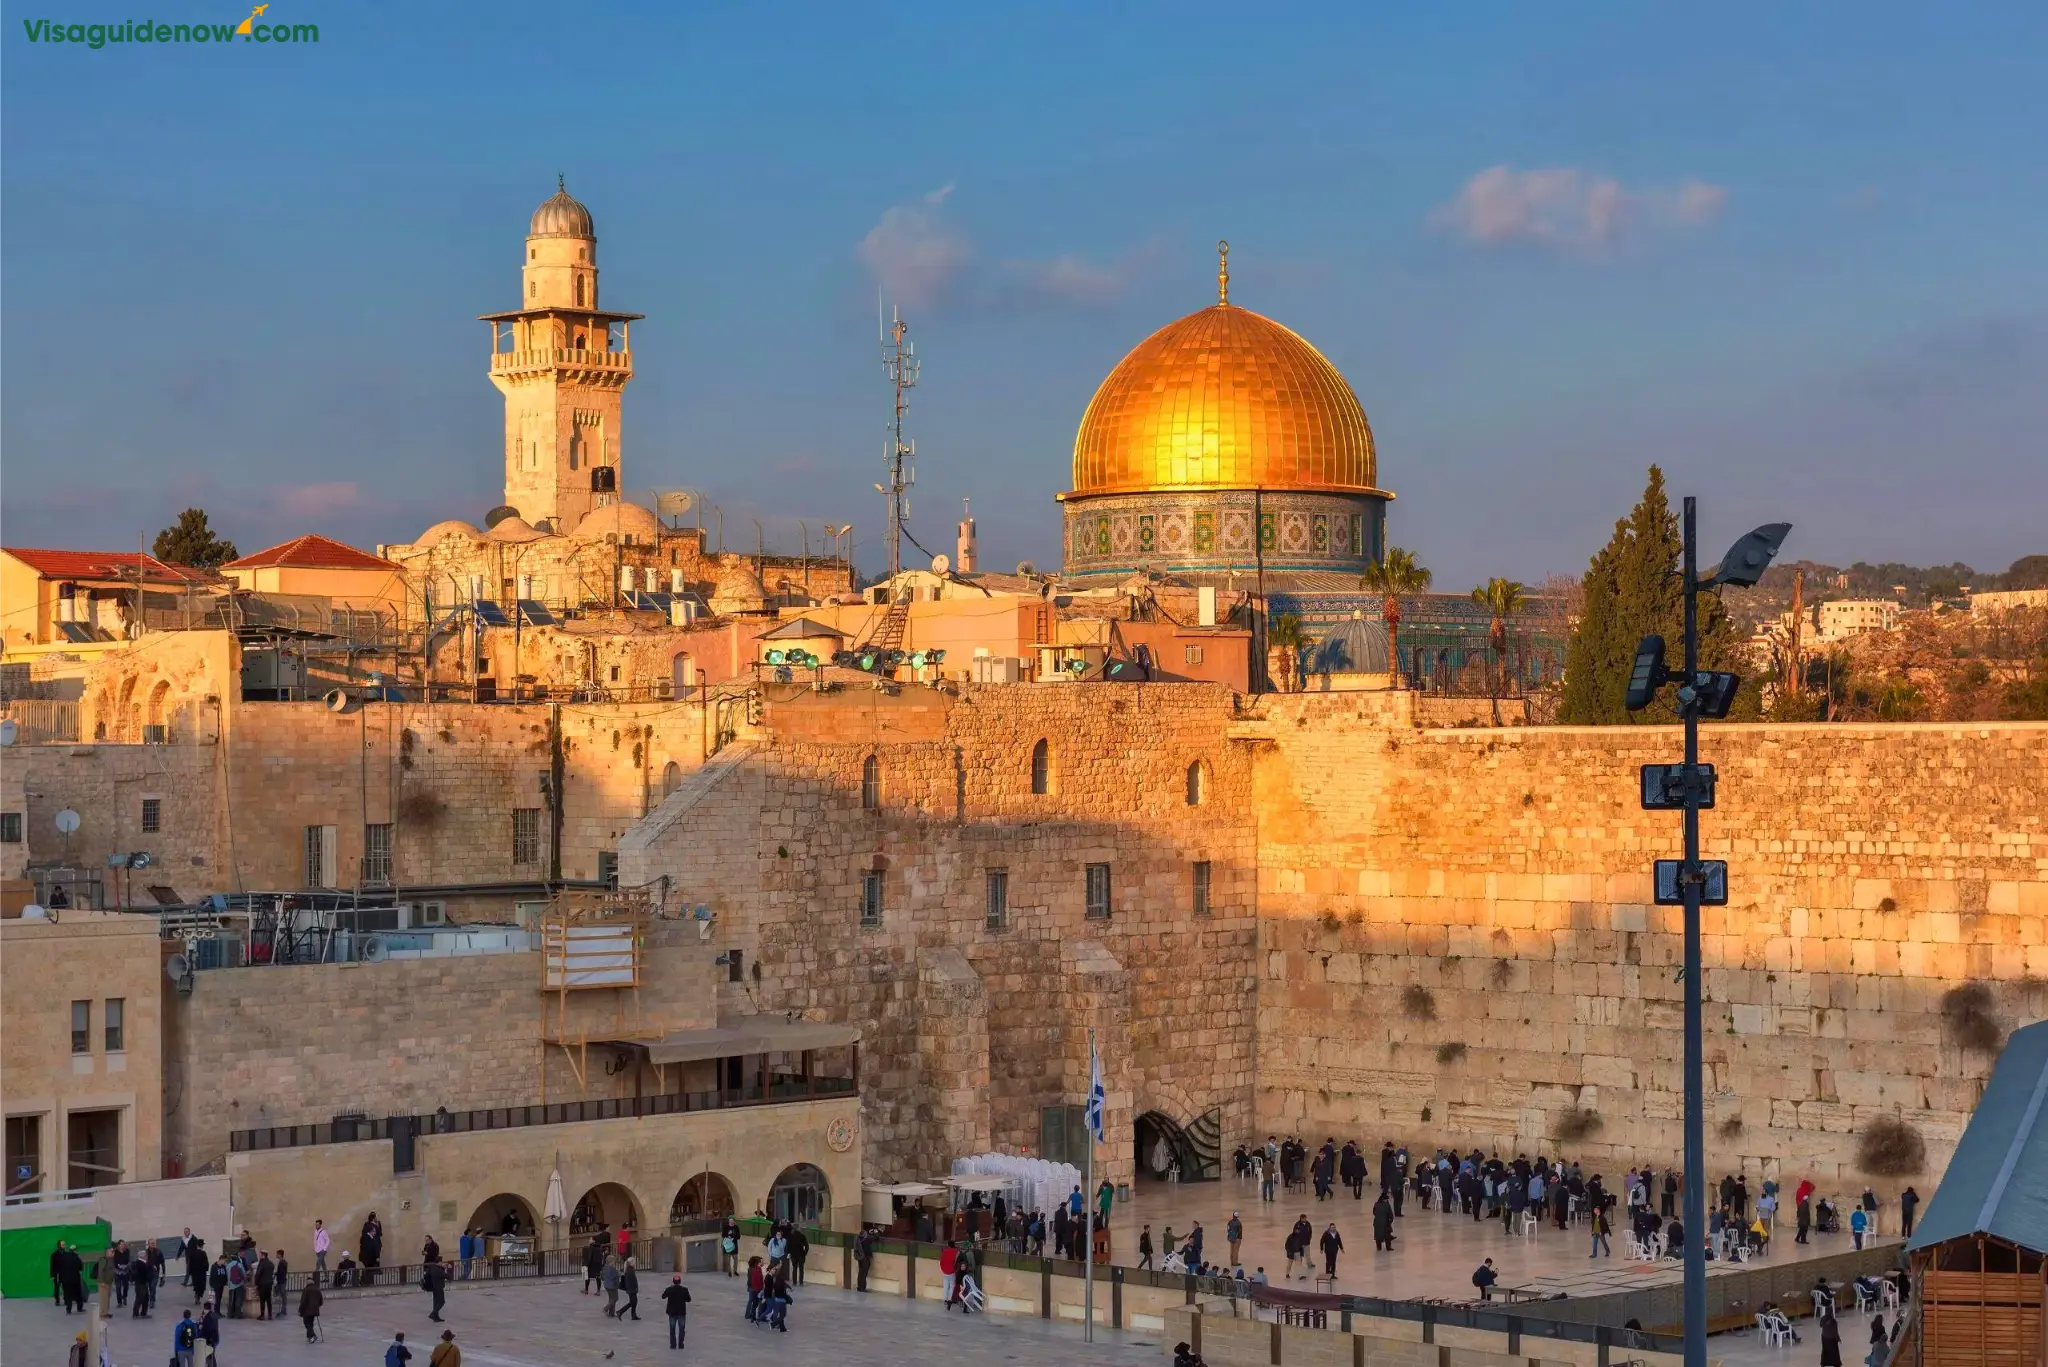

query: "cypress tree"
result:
(1560, 466), (1757, 724)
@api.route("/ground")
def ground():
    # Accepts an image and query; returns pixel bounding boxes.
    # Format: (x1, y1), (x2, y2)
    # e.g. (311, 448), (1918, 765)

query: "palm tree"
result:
(1470, 577), (1527, 724)
(1265, 612), (1309, 693)
(1362, 547), (1432, 686)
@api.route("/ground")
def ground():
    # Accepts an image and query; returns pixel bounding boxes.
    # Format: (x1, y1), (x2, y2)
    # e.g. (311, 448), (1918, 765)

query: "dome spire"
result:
(1217, 239), (1230, 306)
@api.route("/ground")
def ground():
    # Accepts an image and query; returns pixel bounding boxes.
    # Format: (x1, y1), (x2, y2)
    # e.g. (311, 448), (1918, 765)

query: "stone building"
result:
(2, 911), (164, 1196)
(622, 679), (2048, 1204)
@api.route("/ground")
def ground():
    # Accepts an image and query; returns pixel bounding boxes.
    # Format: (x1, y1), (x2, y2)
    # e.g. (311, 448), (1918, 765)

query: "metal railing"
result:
(230, 1079), (856, 1153)
(491, 348), (632, 372)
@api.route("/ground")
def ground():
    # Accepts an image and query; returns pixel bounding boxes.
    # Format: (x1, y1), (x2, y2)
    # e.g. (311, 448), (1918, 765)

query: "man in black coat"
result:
(184, 1238), (209, 1304)
(422, 1258), (448, 1322)
(660, 1274), (691, 1349)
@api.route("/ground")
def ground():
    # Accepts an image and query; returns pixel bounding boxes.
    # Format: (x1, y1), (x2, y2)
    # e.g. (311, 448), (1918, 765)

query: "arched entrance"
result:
(668, 1172), (736, 1226)
(570, 1181), (641, 1236)
(466, 1193), (539, 1240)
(767, 1163), (830, 1227)
(1135, 1108), (1222, 1182)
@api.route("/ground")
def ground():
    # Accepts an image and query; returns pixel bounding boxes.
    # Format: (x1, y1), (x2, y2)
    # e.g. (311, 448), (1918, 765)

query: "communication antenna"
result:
(879, 300), (921, 583)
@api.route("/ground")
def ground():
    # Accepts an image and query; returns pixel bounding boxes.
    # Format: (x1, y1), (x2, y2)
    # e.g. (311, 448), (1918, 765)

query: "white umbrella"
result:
(545, 1167), (568, 1227)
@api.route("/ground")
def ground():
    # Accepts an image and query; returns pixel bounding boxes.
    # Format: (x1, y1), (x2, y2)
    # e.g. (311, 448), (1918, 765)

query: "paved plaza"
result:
(1, 1273), (1163, 1367)
(1116, 1176), (1902, 1301)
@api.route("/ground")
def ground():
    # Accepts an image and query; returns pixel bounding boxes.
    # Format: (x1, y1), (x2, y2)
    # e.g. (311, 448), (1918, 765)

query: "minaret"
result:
(956, 498), (979, 573)
(480, 178), (643, 532)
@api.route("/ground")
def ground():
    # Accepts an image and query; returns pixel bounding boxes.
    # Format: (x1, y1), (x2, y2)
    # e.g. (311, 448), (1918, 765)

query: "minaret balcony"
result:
(490, 347), (634, 376)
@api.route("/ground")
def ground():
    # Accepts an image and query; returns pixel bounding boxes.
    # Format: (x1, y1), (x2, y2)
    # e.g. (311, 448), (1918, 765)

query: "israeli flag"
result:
(1085, 1039), (1105, 1143)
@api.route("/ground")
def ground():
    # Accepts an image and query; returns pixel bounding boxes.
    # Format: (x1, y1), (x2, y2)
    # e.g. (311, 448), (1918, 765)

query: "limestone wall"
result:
(621, 682), (1263, 1184)
(162, 928), (720, 1170)
(1247, 696), (2048, 1191)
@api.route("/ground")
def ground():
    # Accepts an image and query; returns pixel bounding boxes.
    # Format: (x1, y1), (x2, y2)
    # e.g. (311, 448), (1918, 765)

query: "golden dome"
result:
(1070, 286), (1382, 499)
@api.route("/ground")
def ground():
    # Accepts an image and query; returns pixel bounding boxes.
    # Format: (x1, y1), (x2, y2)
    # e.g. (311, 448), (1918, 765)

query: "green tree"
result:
(1560, 466), (1756, 724)
(1266, 612), (1309, 693)
(152, 507), (238, 568)
(1470, 577), (1527, 725)
(1362, 546), (1432, 686)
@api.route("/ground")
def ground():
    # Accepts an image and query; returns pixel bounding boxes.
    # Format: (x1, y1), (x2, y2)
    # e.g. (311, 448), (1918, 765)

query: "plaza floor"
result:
(1115, 1176), (1902, 1303)
(1, 1273), (1164, 1367)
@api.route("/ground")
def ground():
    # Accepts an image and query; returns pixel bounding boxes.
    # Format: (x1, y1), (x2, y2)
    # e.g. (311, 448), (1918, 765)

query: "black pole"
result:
(1680, 495), (1706, 1367)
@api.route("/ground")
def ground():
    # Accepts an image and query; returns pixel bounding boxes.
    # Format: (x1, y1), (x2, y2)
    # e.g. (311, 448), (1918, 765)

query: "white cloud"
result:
(1434, 165), (1728, 254)
(858, 195), (970, 310)
(1001, 252), (1130, 305)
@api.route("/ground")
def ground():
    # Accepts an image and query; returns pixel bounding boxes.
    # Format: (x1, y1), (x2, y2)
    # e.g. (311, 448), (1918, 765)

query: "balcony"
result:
(490, 347), (633, 376)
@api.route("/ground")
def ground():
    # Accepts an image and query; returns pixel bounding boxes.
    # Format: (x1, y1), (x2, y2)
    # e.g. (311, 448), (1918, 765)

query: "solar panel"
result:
(623, 591), (674, 612)
(472, 600), (513, 628)
(57, 621), (103, 643)
(517, 600), (557, 626)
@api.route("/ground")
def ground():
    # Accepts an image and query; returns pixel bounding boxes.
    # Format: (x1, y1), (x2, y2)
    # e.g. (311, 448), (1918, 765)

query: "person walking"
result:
(1820, 1312), (1843, 1367)
(297, 1278), (323, 1343)
(720, 1220), (740, 1277)
(1589, 1202), (1612, 1258)
(112, 1240), (132, 1309)
(1849, 1205), (1869, 1251)
(1901, 1187), (1920, 1238)
(430, 1329), (461, 1367)
(619, 1256), (641, 1320)
(583, 1234), (605, 1294)
(939, 1240), (960, 1309)
(360, 1212), (384, 1287)
(274, 1249), (290, 1298)
(1868, 1315), (1890, 1367)
(173, 1309), (200, 1367)
(197, 1301), (220, 1366)
(745, 1256), (764, 1321)
(313, 1219), (331, 1282)
(854, 1226), (875, 1291)
(254, 1249), (276, 1320)
(601, 1251), (622, 1318)
(423, 1256), (448, 1322)
(788, 1226), (809, 1286)
(661, 1273), (691, 1349)
(385, 1330), (414, 1367)
(1372, 1193), (1396, 1251)
(131, 1244), (157, 1316)
(1227, 1212), (1243, 1267)
(1795, 1178), (1815, 1244)
(1320, 1223), (1344, 1280)
(1138, 1225), (1155, 1271)
(185, 1238), (209, 1304)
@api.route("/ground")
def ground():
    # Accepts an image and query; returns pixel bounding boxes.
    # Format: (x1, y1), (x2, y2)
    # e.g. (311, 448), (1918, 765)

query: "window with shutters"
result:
(1085, 863), (1112, 920)
(512, 808), (542, 866)
(986, 868), (1009, 930)
(1192, 861), (1212, 917)
(860, 870), (883, 927)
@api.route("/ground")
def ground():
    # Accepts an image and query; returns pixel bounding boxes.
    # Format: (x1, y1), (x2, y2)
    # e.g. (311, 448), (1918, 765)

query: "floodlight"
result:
(928, 649), (945, 664)
(1654, 859), (1728, 906)
(766, 649), (786, 665)
(1624, 635), (1668, 711)
(1685, 671), (1743, 720)
(1641, 763), (1717, 811)
(1707, 523), (1792, 588)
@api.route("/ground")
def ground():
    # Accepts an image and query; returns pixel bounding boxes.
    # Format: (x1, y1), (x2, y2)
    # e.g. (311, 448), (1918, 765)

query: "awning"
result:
(865, 1182), (948, 1198)
(943, 1175), (1015, 1192)
(1909, 1018), (2048, 1254)
(627, 1018), (861, 1065)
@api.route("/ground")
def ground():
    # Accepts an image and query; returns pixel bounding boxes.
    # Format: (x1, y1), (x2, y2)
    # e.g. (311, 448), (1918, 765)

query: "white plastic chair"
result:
(1853, 1281), (1877, 1312)
(1520, 1211), (1539, 1238)
(1756, 1314), (1791, 1347)
(1567, 1196), (1583, 1224)
(1812, 1289), (1835, 1319)
(1882, 1280), (1903, 1311)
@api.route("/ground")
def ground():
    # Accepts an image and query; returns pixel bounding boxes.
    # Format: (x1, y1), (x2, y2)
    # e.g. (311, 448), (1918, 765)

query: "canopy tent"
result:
(1910, 1019), (2048, 1255)
(626, 1019), (861, 1066)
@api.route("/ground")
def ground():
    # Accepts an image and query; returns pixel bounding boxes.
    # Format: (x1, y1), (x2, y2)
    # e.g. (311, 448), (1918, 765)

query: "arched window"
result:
(1030, 739), (1050, 795)
(861, 755), (880, 810)
(662, 761), (683, 796)
(1185, 760), (1207, 806)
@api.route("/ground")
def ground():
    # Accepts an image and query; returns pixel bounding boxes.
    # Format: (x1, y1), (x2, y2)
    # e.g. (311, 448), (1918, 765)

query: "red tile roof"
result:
(221, 534), (400, 572)
(2, 547), (216, 584)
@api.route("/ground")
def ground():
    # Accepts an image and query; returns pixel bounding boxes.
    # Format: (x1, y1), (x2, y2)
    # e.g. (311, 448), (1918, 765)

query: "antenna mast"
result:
(879, 304), (920, 582)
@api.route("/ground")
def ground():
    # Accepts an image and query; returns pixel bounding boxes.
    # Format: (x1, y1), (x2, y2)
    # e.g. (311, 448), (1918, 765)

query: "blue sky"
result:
(4, 1), (2044, 586)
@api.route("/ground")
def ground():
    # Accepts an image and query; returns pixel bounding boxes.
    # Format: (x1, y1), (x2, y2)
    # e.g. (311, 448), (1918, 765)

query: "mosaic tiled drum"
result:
(1059, 246), (1392, 583)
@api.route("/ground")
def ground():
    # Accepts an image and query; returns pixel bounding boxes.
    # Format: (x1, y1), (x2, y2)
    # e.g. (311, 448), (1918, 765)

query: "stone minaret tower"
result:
(480, 178), (642, 531)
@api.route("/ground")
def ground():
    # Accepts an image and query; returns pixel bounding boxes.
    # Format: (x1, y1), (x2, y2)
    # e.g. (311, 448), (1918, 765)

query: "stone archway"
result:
(465, 1192), (540, 1241)
(668, 1172), (736, 1227)
(767, 1163), (830, 1227)
(570, 1181), (642, 1237)
(1134, 1106), (1223, 1182)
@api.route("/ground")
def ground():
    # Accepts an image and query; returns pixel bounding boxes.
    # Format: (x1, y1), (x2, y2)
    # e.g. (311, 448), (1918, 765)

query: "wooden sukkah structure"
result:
(1904, 1019), (2048, 1367)
(537, 885), (652, 1101)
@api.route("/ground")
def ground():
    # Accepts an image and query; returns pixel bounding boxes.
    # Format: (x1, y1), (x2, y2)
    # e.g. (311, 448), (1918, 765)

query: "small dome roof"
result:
(486, 516), (548, 543)
(1310, 609), (1391, 674)
(530, 177), (594, 238)
(570, 502), (664, 542)
(415, 519), (483, 545)
(709, 559), (768, 614)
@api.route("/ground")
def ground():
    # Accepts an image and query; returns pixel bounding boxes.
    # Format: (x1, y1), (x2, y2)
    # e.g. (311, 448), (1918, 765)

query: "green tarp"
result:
(1908, 1018), (2048, 1254)
(0, 1218), (112, 1298)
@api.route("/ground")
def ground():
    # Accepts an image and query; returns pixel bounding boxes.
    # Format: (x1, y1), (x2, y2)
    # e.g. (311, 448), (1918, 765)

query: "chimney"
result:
(956, 498), (979, 574)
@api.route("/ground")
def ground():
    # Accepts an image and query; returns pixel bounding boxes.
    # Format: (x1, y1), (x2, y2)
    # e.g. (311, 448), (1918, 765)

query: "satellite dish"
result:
(655, 490), (694, 516)
(931, 554), (950, 575)
(131, 852), (154, 870)
(0, 719), (17, 746)
(323, 689), (352, 713)
(165, 954), (191, 983)
(360, 936), (388, 962)
(54, 809), (81, 834)
(483, 505), (521, 529)
(1016, 561), (1038, 578)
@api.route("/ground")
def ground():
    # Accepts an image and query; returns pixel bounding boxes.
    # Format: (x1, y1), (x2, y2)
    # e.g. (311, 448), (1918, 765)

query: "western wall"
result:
(623, 684), (2048, 1201)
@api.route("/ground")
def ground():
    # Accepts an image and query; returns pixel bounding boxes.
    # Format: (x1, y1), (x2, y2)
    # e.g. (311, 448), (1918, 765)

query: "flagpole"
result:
(1084, 1025), (1096, 1344)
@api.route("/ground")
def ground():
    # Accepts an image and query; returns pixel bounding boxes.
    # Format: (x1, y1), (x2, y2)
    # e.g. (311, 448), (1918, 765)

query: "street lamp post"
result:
(1627, 496), (1789, 1367)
